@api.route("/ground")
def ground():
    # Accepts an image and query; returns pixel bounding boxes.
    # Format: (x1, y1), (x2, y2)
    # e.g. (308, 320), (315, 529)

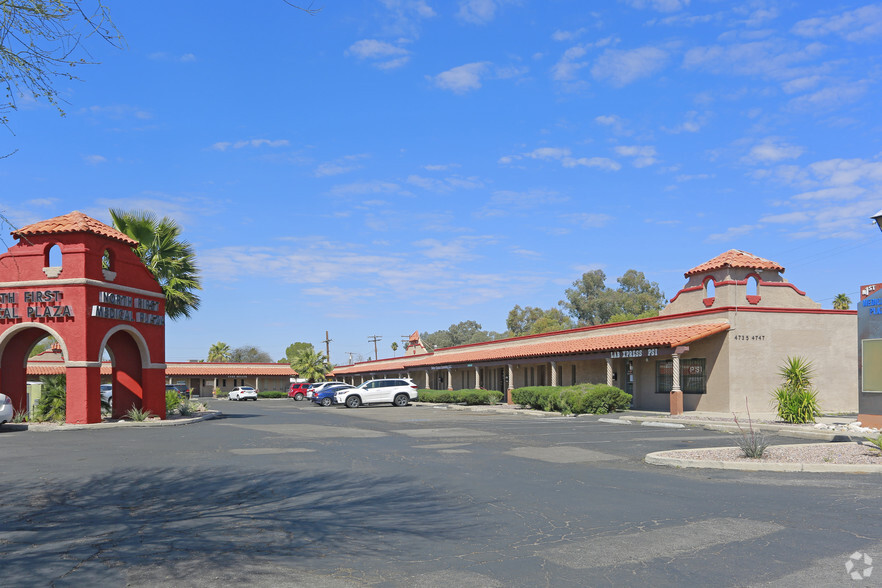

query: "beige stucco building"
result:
(333, 250), (858, 414)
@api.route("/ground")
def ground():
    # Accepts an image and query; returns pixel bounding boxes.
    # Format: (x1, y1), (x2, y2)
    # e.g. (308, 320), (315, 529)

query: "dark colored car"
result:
(166, 384), (189, 399)
(287, 382), (312, 401)
(312, 385), (353, 407)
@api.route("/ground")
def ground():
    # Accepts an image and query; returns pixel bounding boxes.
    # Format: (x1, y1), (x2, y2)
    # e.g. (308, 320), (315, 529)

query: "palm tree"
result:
(833, 293), (851, 310)
(291, 349), (333, 382)
(391, 341), (398, 356)
(35, 375), (66, 422)
(208, 342), (232, 363)
(109, 209), (202, 320)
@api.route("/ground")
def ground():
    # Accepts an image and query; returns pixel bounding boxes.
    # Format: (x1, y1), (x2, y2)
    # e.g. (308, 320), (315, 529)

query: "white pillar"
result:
(550, 361), (558, 386)
(475, 366), (481, 389)
(672, 353), (681, 393)
(606, 358), (613, 386)
(425, 370), (430, 389)
(447, 367), (453, 390)
(506, 364), (514, 402)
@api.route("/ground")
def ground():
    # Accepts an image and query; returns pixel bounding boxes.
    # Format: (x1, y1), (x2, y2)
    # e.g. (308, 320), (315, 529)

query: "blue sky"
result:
(3, 0), (882, 364)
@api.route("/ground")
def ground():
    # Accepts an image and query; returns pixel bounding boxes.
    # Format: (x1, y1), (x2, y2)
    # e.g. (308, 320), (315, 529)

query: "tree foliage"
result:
(208, 341), (232, 363)
(290, 348), (333, 382)
(110, 209), (202, 320)
(0, 1), (123, 128)
(229, 345), (273, 363)
(506, 305), (574, 337)
(421, 320), (502, 351)
(833, 293), (851, 310)
(35, 374), (66, 421)
(561, 269), (665, 326)
(282, 342), (314, 363)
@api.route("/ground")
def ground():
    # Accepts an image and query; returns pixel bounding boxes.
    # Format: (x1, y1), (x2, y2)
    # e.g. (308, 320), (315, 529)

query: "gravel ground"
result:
(670, 442), (882, 465)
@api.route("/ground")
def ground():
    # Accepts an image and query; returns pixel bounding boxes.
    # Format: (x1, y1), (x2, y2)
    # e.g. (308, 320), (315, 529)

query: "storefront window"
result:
(656, 358), (706, 394)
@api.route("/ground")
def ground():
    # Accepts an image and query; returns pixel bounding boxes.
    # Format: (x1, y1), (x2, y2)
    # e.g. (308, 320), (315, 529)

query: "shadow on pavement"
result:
(0, 467), (482, 585)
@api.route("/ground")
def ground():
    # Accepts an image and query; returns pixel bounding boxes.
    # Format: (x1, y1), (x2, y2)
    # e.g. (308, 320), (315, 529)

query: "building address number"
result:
(733, 335), (765, 341)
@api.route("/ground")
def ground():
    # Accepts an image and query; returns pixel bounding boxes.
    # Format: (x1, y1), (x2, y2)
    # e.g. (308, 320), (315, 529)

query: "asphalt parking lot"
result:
(1, 399), (880, 587)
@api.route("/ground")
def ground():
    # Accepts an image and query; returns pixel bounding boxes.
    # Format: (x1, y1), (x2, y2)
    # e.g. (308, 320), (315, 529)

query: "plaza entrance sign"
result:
(0, 212), (166, 424)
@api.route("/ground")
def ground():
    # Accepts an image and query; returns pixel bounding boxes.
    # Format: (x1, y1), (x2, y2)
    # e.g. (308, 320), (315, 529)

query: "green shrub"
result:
(257, 390), (287, 398)
(166, 390), (182, 412)
(865, 433), (882, 454)
(512, 384), (631, 415)
(417, 389), (503, 405)
(126, 407), (154, 421)
(34, 374), (66, 422)
(772, 356), (821, 424)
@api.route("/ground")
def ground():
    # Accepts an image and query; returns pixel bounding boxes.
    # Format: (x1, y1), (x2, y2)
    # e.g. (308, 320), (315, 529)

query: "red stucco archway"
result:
(0, 211), (167, 423)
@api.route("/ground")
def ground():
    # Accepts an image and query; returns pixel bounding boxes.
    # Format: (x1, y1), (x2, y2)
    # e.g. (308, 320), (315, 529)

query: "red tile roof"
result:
(333, 322), (730, 373)
(685, 250), (784, 277)
(14, 211), (139, 246)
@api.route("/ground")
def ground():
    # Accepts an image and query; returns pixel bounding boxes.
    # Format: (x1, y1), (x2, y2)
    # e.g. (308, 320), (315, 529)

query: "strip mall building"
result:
(333, 251), (858, 414)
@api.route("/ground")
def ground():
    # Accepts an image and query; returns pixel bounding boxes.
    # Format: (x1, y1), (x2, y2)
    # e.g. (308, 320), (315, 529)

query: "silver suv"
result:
(335, 378), (418, 408)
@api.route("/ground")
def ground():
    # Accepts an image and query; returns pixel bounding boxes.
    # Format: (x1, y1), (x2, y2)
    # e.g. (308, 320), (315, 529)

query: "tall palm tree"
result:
(208, 342), (232, 363)
(110, 209), (202, 320)
(291, 349), (333, 382)
(832, 293), (851, 310)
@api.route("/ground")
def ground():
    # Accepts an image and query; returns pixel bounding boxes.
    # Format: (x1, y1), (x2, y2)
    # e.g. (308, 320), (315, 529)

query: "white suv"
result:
(335, 378), (418, 408)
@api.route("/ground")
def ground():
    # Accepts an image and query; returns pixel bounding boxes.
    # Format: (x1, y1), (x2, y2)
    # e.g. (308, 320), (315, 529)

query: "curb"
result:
(617, 415), (866, 442)
(645, 443), (882, 474)
(13, 411), (221, 432)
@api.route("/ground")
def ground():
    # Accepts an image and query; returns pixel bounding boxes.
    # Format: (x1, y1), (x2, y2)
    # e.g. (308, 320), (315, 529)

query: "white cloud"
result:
(315, 155), (368, 177)
(457, 0), (503, 24)
(147, 52), (197, 63)
(211, 139), (290, 151)
(623, 0), (690, 12)
(423, 163), (460, 171)
(614, 145), (658, 167)
(682, 40), (826, 81)
(346, 39), (411, 69)
(406, 174), (484, 192)
(591, 46), (669, 86)
(742, 138), (804, 164)
(788, 80), (869, 112)
(430, 62), (492, 93)
(562, 157), (622, 171)
(78, 104), (152, 120)
(570, 212), (614, 228)
(706, 224), (758, 242)
(552, 28), (588, 42)
(83, 154), (107, 165)
(328, 181), (403, 197)
(792, 4), (882, 42)
(377, 0), (437, 37)
(663, 110), (708, 133)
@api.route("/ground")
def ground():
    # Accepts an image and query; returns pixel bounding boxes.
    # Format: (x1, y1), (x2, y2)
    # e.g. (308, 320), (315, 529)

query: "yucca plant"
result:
(772, 356), (821, 424)
(866, 433), (882, 454)
(125, 407), (154, 421)
(177, 401), (194, 416)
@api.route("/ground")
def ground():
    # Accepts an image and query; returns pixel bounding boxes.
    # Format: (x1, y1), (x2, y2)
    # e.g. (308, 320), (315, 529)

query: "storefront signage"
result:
(862, 297), (882, 316)
(0, 289), (74, 320)
(610, 348), (658, 359)
(91, 290), (164, 326)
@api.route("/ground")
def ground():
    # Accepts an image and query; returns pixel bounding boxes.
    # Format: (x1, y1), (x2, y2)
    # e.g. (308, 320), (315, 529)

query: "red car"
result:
(287, 382), (312, 401)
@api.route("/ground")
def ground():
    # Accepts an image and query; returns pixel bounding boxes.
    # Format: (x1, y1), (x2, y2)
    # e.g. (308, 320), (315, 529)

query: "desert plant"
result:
(11, 410), (27, 423)
(733, 400), (770, 458)
(34, 374), (66, 422)
(177, 401), (194, 416)
(865, 433), (882, 454)
(772, 356), (821, 424)
(126, 407), (154, 421)
(166, 390), (182, 412)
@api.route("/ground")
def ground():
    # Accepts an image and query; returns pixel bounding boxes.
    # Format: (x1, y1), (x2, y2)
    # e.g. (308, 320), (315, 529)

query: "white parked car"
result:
(100, 384), (113, 405)
(228, 386), (258, 401)
(307, 381), (349, 400)
(335, 378), (418, 408)
(0, 393), (13, 425)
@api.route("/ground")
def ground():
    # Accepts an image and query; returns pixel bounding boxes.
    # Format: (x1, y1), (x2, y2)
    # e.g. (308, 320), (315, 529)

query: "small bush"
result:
(511, 384), (631, 415)
(865, 433), (882, 454)
(126, 407), (154, 421)
(733, 401), (769, 458)
(417, 389), (504, 405)
(166, 390), (183, 412)
(178, 401), (194, 416)
(257, 390), (287, 398)
(772, 356), (821, 424)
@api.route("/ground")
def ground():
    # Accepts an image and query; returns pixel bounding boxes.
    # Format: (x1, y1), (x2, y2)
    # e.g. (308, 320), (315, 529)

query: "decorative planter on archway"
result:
(0, 211), (166, 423)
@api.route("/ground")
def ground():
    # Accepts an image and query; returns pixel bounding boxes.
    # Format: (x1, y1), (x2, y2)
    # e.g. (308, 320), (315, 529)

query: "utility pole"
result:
(322, 331), (332, 360)
(368, 335), (382, 360)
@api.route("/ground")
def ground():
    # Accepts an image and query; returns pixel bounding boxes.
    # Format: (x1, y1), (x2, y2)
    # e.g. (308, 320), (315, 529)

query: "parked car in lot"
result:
(100, 384), (113, 405)
(312, 384), (354, 407)
(0, 393), (13, 426)
(228, 386), (258, 401)
(165, 384), (189, 398)
(334, 378), (418, 408)
(287, 382), (312, 401)
(307, 381), (349, 401)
